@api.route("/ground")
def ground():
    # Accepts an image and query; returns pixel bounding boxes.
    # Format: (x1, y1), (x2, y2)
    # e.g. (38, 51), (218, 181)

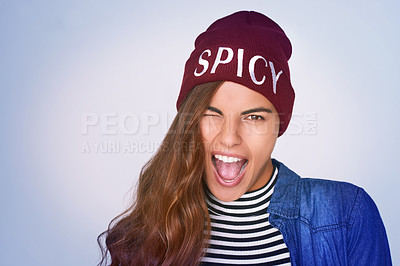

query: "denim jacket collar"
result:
(269, 159), (301, 219)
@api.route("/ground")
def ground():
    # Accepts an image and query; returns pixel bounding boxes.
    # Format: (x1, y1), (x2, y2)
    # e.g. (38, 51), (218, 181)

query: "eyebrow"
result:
(206, 106), (223, 115)
(241, 107), (272, 115)
(206, 106), (272, 115)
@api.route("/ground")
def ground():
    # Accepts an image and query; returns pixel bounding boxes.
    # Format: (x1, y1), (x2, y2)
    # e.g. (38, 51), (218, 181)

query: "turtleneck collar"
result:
(205, 166), (278, 217)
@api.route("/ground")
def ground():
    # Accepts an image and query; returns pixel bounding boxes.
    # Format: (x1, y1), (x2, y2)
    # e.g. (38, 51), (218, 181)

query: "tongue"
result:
(214, 158), (246, 180)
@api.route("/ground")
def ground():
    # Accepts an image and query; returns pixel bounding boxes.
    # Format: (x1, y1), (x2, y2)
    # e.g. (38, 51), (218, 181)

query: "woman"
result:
(98, 11), (391, 265)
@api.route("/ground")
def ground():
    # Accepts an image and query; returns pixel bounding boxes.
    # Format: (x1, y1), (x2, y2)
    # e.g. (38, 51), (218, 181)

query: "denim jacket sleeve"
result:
(347, 187), (392, 265)
(269, 159), (392, 265)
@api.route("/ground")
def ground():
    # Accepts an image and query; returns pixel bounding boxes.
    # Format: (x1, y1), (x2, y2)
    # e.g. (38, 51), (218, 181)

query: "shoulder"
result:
(273, 158), (362, 210)
(272, 160), (391, 262)
(298, 177), (375, 230)
(300, 177), (360, 205)
(272, 159), (378, 228)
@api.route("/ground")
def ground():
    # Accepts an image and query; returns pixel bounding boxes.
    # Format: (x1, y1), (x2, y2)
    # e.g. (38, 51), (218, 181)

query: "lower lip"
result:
(213, 162), (246, 188)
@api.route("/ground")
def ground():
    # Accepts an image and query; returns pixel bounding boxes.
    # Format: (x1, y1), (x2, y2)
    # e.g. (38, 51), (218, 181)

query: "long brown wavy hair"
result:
(98, 81), (222, 265)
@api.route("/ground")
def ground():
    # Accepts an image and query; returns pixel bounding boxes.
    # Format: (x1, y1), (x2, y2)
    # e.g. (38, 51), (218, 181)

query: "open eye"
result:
(244, 114), (265, 121)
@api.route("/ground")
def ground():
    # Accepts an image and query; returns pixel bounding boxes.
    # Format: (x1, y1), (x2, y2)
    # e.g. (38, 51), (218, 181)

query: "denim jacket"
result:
(269, 159), (392, 265)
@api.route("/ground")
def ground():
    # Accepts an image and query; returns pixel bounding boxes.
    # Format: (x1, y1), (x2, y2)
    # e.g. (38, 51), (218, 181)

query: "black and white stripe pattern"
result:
(201, 167), (291, 265)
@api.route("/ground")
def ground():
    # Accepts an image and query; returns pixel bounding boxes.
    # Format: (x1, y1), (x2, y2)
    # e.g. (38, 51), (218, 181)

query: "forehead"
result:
(209, 81), (276, 112)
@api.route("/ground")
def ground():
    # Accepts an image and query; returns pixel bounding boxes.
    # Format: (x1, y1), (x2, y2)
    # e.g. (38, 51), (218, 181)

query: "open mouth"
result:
(212, 154), (248, 185)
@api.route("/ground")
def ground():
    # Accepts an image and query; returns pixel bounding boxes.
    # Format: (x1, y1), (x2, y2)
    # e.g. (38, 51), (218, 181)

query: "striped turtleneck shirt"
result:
(201, 166), (291, 265)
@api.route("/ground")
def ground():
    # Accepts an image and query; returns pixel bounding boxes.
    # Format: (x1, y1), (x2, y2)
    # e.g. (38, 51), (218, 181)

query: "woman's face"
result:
(200, 81), (280, 202)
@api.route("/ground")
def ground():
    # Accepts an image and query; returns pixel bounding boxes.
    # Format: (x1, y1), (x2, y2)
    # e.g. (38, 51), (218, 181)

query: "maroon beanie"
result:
(176, 11), (295, 136)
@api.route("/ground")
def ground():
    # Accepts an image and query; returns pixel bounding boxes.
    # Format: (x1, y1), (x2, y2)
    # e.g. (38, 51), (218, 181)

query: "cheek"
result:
(200, 118), (221, 144)
(248, 136), (273, 154)
(199, 120), (210, 144)
(273, 115), (280, 135)
(246, 126), (278, 157)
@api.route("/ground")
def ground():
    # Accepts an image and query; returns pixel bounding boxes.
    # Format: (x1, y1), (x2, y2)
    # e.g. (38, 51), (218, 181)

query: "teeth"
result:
(214, 154), (242, 163)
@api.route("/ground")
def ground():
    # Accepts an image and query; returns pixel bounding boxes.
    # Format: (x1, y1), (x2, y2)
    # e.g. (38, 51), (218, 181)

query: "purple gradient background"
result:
(1, 1), (399, 265)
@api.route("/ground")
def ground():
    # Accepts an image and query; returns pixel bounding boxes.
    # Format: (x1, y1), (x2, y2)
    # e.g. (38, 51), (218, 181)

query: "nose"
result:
(217, 116), (242, 149)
